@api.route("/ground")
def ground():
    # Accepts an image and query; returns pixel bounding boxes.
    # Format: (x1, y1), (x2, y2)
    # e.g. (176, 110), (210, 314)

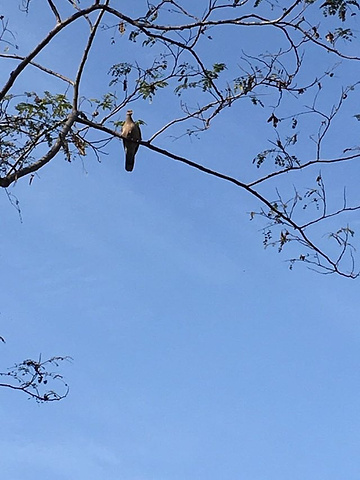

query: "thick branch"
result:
(77, 116), (347, 276)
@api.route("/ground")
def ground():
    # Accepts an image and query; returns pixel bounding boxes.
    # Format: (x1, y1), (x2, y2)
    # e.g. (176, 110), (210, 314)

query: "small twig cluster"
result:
(0, 354), (72, 403)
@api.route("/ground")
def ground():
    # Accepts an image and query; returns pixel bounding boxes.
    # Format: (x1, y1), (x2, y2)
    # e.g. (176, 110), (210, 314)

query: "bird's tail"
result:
(125, 149), (135, 172)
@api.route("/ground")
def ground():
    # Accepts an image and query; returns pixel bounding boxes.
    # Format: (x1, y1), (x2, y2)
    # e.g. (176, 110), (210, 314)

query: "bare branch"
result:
(0, 355), (72, 403)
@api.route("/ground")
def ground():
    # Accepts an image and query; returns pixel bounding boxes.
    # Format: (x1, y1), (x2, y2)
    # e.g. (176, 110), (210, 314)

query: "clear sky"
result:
(1, 2), (360, 480)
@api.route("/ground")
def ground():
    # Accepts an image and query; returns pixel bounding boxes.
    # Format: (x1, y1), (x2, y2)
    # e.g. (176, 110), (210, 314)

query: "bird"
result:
(121, 109), (141, 172)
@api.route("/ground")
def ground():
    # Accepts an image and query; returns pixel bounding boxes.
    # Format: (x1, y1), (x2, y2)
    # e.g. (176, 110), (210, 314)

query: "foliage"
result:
(1, 0), (360, 279)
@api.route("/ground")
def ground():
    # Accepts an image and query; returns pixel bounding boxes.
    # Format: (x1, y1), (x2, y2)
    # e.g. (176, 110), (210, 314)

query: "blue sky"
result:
(1, 1), (360, 479)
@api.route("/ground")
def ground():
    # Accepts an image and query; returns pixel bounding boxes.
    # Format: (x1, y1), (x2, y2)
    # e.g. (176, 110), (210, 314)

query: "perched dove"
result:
(121, 109), (141, 172)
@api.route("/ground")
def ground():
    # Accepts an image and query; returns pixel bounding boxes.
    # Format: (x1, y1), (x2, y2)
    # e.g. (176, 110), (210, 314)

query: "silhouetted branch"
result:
(0, 355), (72, 403)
